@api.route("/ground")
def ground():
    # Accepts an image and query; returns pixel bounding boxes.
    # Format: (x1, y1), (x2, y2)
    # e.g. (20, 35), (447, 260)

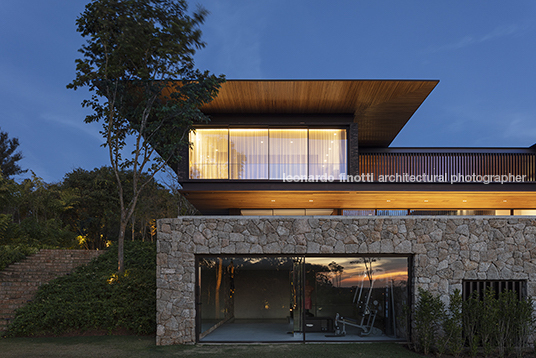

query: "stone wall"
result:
(0, 249), (103, 332)
(156, 216), (536, 345)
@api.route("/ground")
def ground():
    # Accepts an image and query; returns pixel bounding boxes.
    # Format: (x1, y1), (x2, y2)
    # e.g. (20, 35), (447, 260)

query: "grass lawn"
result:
(0, 335), (422, 358)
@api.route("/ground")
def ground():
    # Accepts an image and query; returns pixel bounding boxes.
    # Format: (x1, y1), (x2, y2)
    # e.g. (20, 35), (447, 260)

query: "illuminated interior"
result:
(198, 255), (408, 342)
(189, 128), (347, 180)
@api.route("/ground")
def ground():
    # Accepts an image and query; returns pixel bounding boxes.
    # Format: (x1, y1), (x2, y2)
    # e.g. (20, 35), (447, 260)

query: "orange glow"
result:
(340, 270), (408, 287)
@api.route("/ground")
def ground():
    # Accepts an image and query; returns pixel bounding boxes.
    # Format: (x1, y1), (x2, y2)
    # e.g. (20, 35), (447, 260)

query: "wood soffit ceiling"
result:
(182, 190), (536, 211)
(199, 80), (440, 147)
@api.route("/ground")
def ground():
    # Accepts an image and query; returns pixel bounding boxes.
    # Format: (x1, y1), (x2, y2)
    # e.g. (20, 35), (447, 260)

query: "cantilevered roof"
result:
(200, 80), (439, 147)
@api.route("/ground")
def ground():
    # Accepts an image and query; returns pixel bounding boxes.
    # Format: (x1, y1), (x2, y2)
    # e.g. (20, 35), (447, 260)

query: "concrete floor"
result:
(199, 320), (401, 342)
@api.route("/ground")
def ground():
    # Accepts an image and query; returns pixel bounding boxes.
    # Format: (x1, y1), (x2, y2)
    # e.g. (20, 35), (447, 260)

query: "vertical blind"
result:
(190, 128), (347, 179)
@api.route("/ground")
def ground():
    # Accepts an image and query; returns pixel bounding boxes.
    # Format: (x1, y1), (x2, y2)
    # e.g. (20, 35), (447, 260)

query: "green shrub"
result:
(0, 244), (39, 271)
(444, 289), (464, 357)
(4, 241), (155, 337)
(414, 287), (445, 355)
(418, 287), (534, 358)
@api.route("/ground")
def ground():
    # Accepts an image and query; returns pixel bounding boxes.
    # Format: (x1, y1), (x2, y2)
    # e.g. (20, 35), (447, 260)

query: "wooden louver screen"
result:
(358, 153), (536, 181)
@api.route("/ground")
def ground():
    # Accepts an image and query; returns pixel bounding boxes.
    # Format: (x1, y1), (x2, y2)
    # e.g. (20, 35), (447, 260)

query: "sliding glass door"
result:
(197, 255), (409, 342)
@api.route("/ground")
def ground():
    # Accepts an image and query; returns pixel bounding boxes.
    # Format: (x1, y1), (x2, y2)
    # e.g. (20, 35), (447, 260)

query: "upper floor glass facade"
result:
(189, 128), (347, 180)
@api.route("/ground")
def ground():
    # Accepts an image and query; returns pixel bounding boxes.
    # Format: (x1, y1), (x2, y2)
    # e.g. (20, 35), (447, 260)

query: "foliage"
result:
(1, 166), (183, 253)
(413, 288), (445, 355)
(4, 241), (156, 337)
(0, 244), (39, 271)
(443, 289), (464, 357)
(0, 127), (26, 179)
(415, 287), (534, 357)
(61, 167), (182, 249)
(462, 292), (481, 357)
(67, 0), (224, 272)
(0, 172), (78, 248)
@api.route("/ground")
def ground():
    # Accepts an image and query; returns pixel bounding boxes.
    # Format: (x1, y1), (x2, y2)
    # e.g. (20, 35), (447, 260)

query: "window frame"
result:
(189, 126), (349, 181)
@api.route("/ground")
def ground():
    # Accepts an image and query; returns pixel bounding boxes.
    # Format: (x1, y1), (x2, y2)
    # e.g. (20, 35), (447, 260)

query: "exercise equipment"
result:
(331, 266), (384, 337)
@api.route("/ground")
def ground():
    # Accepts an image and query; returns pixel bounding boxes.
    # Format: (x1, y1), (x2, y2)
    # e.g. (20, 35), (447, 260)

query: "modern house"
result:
(156, 80), (536, 345)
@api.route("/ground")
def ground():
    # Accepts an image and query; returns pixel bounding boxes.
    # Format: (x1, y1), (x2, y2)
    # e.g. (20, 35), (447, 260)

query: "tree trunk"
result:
(118, 220), (127, 273)
(131, 214), (135, 241)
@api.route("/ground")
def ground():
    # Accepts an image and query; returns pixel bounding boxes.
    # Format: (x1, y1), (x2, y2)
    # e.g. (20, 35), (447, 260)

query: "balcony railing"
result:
(358, 151), (536, 182)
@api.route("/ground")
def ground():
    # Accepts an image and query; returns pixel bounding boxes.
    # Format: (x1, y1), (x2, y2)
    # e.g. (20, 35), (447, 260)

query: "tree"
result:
(0, 128), (26, 178)
(67, 0), (225, 272)
(61, 167), (182, 249)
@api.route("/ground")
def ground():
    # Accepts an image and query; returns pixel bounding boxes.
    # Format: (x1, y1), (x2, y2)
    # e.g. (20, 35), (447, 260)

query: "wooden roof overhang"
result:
(198, 80), (439, 147)
(181, 182), (536, 212)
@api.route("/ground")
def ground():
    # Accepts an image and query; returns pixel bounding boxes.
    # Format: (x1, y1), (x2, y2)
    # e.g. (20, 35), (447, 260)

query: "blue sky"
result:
(1, 0), (535, 183)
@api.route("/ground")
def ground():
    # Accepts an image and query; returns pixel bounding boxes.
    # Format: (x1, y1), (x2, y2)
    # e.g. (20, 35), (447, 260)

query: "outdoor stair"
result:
(0, 249), (103, 332)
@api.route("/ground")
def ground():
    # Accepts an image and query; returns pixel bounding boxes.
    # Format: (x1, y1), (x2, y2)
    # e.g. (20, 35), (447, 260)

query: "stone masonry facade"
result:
(156, 216), (536, 345)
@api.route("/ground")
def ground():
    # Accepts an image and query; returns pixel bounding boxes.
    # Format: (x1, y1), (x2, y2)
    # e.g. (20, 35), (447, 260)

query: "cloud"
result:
(41, 112), (103, 141)
(423, 24), (521, 54)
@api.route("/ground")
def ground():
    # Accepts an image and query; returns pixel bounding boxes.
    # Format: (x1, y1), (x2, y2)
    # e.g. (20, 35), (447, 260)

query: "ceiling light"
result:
(424, 200), (429, 202)
(462, 200), (467, 202)
(271, 200), (275, 203)
(309, 200), (313, 202)
(386, 200), (391, 202)
(503, 200), (508, 202)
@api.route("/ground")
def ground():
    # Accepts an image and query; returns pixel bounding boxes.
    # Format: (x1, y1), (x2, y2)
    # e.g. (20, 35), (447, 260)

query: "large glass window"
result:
(230, 129), (269, 179)
(269, 129), (308, 179)
(189, 129), (228, 179)
(309, 129), (347, 178)
(197, 255), (409, 342)
(189, 128), (347, 180)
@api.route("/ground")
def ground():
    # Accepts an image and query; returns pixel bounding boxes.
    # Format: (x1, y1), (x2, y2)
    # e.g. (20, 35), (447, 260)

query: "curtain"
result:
(309, 129), (347, 178)
(269, 129), (308, 179)
(189, 129), (229, 179)
(230, 129), (268, 179)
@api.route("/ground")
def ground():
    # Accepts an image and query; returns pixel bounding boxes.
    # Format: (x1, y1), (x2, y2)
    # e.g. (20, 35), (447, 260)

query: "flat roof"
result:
(199, 80), (439, 147)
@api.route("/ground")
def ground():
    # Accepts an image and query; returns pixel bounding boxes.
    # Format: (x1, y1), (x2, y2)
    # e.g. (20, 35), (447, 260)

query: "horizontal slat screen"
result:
(359, 153), (536, 182)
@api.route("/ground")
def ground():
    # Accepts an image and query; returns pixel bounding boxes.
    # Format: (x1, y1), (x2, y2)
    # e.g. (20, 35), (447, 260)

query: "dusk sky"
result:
(1, 1), (535, 183)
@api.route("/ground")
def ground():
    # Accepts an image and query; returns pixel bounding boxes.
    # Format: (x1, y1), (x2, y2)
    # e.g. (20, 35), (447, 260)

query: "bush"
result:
(416, 287), (534, 357)
(414, 287), (445, 355)
(4, 241), (156, 337)
(0, 244), (39, 271)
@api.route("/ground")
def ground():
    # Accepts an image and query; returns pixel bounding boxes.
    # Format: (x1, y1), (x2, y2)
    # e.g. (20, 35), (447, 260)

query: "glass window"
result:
(513, 210), (536, 216)
(189, 129), (229, 179)
(269, 129), (308, 179)
(309, 129), (347, 179)
(197, 255), (409, 342)
(304, 257), (408, 341)
(189, 128), (348, 180)
(198, 256), (302, 342)
(230, 129), (268, 179)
